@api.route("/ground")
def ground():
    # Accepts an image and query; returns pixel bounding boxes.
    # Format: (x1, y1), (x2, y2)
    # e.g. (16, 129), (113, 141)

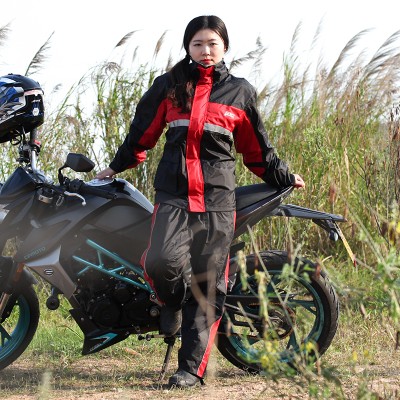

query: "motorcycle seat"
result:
(235, 183), (281, 211)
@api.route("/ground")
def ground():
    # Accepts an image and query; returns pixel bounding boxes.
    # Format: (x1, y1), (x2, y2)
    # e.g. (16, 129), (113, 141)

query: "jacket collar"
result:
(189, 60), (228, 84)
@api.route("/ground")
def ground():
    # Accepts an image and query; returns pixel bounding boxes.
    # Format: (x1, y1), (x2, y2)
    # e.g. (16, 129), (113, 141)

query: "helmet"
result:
(0, 74), (45, 143)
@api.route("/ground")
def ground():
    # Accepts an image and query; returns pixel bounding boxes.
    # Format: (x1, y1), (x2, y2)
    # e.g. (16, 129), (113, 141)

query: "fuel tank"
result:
(79, 178), (154, 263)
(14, 178), (153, 265)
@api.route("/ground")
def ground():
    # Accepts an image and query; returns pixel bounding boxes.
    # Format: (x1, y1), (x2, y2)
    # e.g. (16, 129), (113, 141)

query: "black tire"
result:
(0, 286), (40, 370)
(217, 250), (339, 373)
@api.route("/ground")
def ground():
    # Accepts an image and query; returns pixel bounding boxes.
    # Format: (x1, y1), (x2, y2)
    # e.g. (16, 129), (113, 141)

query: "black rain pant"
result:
(142, 203), (235, 378)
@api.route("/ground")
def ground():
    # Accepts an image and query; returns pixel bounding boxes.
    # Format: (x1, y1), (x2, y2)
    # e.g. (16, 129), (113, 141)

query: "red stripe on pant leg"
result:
(195, 210), (235, 377)
(196, 317), (222, 377)
(140, 203), (164, 304)
(224, 211), (236, 287)
(224, 256), (231, 290)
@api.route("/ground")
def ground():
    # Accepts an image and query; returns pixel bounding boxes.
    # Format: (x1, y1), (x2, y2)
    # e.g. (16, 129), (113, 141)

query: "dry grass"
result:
(1, 313), (399, 400)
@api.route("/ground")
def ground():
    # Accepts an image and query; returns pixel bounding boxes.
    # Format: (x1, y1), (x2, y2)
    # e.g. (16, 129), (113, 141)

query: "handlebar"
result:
(67, 179), (117, 200)
(80, 184), (117, 199)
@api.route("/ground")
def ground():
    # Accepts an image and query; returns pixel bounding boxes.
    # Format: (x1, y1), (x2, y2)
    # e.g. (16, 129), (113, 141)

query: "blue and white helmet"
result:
(0, 74), (44, 142)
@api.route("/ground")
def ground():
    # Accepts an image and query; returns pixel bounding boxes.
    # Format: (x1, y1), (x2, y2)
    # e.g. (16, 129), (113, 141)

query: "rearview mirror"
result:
(64, 153), (95, 172)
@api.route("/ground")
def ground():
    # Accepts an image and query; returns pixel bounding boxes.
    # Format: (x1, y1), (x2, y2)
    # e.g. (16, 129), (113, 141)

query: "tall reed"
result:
(1, 22), (399, 399)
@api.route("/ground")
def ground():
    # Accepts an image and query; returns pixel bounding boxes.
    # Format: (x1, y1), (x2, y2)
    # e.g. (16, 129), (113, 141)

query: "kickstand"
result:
(158, 336), (176, 382)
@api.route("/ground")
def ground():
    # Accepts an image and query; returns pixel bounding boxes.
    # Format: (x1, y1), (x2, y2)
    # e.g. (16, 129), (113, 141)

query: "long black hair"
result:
(168, 15), (229, 113)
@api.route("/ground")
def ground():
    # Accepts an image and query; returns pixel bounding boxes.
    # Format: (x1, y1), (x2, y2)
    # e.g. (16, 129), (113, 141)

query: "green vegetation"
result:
(0, 23), (399, 399)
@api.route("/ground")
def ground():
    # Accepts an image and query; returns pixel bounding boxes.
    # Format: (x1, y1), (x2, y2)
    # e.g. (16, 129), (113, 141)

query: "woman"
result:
(96, 15), (305, 388)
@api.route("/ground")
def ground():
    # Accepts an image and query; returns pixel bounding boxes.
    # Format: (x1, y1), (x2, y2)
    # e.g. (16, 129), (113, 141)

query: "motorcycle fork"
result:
(0, 292), (11, 320)
(0, 260), (26, 321)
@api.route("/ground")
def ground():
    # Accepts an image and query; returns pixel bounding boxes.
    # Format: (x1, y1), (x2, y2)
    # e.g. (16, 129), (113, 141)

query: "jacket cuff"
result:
(109, 160), (123, 174)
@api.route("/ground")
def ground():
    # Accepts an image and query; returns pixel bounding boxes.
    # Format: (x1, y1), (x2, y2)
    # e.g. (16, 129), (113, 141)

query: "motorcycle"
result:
(0, 127), (353, 376)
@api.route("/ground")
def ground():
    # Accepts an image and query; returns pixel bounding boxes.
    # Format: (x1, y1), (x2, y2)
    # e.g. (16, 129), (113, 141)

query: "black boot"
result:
(159, 305), (182, 337)
(168, 368), (202, 388)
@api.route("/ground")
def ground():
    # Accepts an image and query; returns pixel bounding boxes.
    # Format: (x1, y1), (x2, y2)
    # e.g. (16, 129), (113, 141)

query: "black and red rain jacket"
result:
(109, 61), (295, 212)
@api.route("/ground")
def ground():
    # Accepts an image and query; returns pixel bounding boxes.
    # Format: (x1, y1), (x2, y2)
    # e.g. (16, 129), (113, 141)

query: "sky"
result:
(1, 0), (400, 107)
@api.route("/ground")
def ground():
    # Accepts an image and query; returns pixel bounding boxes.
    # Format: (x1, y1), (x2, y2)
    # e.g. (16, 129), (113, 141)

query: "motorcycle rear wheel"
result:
(0, 286), (40, 370)
(217, 250), (339, 373)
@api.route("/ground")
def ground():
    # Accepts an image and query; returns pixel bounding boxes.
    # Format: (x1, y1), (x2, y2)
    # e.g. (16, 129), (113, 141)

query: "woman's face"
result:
(188, 28), (226, 66)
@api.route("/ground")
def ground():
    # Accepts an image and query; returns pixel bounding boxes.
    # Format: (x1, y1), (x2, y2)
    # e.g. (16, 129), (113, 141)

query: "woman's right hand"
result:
(95, 167), (117, 180)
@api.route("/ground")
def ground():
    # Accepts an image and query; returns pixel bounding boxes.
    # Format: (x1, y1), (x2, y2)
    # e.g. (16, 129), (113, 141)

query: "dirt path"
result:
(1, 355), (399, 400)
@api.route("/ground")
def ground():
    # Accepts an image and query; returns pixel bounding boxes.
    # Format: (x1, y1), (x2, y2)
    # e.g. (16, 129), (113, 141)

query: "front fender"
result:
(0, 256), (37, 294)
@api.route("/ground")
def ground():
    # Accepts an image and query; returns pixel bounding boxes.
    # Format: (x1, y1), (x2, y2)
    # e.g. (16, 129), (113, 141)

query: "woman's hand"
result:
(95, 167), (117, 180)
(292, 174), (305, 189)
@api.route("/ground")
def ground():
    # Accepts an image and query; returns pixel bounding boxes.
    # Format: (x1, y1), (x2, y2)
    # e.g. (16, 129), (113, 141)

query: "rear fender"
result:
(270, 204), (346, 241)
(271, 204), (346, 222)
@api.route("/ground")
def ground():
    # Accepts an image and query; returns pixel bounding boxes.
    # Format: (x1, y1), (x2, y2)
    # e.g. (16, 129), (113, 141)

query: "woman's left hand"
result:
(292, 174), (305, 189)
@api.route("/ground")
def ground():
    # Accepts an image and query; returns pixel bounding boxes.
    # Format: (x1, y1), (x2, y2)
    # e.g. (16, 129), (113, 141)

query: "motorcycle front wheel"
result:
(0, 286), (40, 370)
(217, 250), (339, 373)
